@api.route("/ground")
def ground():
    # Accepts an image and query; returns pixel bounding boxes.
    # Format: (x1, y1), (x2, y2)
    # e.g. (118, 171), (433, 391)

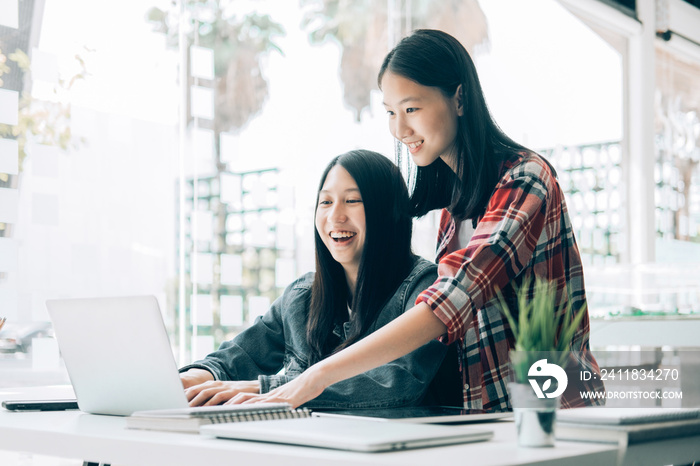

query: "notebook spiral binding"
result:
(209, 408), (312, 424)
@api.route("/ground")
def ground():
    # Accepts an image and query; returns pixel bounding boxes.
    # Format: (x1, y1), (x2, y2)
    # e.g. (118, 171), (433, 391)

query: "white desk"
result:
(0, 386), (691, 466)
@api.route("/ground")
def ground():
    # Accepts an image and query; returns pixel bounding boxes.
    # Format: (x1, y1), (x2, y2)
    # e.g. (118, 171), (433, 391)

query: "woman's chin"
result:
(411, 155), (437, 167)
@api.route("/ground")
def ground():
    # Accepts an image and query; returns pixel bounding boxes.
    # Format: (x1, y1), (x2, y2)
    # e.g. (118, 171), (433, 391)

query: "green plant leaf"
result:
(496, 275), (588, 366)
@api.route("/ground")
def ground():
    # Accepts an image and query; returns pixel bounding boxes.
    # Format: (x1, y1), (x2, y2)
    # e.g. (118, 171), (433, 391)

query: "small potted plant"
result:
(497, 275), (587, 447)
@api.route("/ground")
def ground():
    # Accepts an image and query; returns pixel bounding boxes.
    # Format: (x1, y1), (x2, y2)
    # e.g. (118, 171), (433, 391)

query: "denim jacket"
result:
(180, 257), (446, 409)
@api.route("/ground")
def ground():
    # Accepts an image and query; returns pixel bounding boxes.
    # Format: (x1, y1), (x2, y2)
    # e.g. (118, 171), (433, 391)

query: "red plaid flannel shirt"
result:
(417, 152), (604, 411)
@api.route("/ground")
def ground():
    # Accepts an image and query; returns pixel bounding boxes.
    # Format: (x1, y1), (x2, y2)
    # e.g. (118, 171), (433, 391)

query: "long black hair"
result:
(306, 150), (416, 363)
(378, 29), (530, 221)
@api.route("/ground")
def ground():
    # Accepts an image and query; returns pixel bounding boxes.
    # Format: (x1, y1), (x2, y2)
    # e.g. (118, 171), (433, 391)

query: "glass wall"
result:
(4, 0), (696, 389)
(0, 0), (623, 384)
(650, 44), (700, 316)
(1, 0), (179, 388)
(655, 48), (700, 248)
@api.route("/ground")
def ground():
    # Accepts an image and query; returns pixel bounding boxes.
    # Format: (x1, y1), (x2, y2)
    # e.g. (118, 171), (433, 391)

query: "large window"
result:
(2, 0), (698, 389)
(1, 0), (180, 387)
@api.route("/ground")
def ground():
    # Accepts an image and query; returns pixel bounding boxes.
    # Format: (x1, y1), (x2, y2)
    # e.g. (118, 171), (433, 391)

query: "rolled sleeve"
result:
(179, 363), (221, 380)
(258, 374), (295, 393)
(417, 277), (475, 346)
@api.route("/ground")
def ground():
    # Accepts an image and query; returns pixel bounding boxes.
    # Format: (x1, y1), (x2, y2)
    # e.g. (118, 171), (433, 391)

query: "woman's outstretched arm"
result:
(232, 301), (448, 408)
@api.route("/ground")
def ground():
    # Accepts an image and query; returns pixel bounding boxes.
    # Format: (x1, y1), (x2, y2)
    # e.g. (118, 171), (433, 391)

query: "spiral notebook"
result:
(126, 403), (311, 433)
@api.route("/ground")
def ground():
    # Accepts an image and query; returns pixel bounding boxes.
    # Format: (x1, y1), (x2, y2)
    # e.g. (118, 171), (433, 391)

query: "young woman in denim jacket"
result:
(241, 30), (603, 411)
(178, 149), (446, 409)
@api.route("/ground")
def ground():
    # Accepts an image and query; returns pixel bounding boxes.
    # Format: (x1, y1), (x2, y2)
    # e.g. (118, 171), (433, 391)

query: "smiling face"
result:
(381, 71), (462, 172)
(315, 165), (366, 282)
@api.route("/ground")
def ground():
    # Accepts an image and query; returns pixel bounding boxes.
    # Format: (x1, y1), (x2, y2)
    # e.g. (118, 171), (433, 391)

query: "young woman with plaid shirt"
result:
(235, 29), (604, 412)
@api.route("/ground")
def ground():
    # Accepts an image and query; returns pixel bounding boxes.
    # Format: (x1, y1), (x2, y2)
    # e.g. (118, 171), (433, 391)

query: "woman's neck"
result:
(343, 267), (358, 301)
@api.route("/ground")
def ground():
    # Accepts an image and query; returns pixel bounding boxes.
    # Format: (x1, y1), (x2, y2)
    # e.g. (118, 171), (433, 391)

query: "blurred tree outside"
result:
(146, 0), (285, 167)
(146, 1), (286, 352)
(0, 49), (87, 174)
(300, 0), (490, 121)
(0, 47), (88, 238)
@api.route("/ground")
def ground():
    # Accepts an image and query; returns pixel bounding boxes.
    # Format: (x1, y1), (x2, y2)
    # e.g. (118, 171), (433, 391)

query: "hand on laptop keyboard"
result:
(185, 379), (261, 407)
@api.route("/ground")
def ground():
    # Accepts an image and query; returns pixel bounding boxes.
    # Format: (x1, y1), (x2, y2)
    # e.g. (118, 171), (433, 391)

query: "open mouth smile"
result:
(330, 231), (357, 244)
(405, 140), (424, 153)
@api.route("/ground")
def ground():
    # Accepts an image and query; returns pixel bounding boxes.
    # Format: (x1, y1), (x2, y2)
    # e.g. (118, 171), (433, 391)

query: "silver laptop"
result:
(46, 295), (189, 416)
(201, 416), (493, 452)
